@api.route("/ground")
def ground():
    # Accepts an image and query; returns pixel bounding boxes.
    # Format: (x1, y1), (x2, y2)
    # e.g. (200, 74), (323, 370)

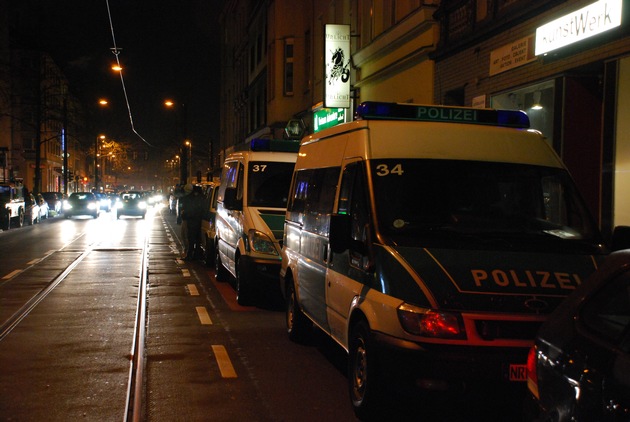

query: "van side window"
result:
(287, 167), (340, 234)
(218, 161), (240, 201)
(339, 162), (370, 251)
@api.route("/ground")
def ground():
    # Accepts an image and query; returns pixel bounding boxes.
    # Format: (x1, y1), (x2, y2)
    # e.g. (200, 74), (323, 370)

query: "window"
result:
(287, 167), (340, 234)
(284, 38), (294, 96)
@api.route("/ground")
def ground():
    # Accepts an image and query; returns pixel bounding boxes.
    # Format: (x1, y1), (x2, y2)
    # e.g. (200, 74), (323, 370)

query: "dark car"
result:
(116, 191), (147, 219)
(41, 192), (62, 215)
(63, 192), (99, 218)
(526, 250), (630, 421)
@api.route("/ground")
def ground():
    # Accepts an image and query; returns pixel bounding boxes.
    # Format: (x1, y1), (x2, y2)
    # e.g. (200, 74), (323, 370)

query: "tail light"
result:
(397, 303), (466, 339)
(526, 345), (539, 399)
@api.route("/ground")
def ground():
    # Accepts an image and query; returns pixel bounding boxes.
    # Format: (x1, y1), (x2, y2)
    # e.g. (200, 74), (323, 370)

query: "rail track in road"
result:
(0, 217), (150, 421)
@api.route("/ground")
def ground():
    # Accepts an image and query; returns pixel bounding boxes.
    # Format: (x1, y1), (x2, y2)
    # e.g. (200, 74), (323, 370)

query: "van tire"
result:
(235, 256), (254, 306)
(286, 282), (311, 342)
(349, 320), (384, 420)
(214, 247), (229, 282)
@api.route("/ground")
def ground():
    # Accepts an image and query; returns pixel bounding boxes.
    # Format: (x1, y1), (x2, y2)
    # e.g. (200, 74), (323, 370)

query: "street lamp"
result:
(184, 140), (192, 184)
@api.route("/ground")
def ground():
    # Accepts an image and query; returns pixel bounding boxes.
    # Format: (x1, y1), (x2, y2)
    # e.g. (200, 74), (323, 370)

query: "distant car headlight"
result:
(138, 201), (147, 209)
(88, 203), (97, 210)
(63, 201), (72, 210)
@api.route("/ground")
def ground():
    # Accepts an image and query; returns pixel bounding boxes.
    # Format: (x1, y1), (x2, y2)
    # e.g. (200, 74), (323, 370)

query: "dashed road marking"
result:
(2, 269), (22, 280)
(182, 269), (191, 277)
(212, 345), (237, 378)
(196, 306), (213, 325)
(187, 283), (199, 296)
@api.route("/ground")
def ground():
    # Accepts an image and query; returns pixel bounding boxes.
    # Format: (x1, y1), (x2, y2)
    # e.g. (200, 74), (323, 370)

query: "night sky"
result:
(10, 0), (223, 156)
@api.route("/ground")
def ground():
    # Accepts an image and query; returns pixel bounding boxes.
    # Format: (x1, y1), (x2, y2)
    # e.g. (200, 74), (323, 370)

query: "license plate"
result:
(508, 364), (527, 381)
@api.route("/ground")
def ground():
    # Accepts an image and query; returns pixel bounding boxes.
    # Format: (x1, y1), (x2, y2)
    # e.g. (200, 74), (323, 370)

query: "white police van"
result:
(279, 101), (608, 418)
(215, 138), (299, 305)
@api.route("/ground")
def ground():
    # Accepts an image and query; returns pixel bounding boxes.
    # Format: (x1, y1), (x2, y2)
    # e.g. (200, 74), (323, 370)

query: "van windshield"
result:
(371, 159), (602, 252)
(248, 161), (295, 208)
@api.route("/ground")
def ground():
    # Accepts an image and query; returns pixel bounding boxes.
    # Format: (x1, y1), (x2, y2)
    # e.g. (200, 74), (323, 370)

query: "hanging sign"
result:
(324, 24), (351, 108)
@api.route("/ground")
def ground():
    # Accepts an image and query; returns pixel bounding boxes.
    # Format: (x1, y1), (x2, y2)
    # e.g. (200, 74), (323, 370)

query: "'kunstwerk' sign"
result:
(535, 0), (622, 55)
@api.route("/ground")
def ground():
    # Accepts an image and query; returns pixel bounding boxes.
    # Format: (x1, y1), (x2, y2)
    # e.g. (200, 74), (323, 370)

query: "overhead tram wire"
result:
(104, 0), (153, 148)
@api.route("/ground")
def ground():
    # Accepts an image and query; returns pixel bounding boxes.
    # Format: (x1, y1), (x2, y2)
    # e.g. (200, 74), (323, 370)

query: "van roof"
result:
(299, 117), (562, 169)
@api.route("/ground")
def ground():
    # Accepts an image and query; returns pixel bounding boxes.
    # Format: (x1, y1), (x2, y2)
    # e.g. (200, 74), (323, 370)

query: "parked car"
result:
(526, 250), (630, 421)
(24, 193), (41, 225)
(116, 191), (147, 219)
(36, 193), (50, 219)
(64, 192), (99, 218)
(41, 192), (62, 215)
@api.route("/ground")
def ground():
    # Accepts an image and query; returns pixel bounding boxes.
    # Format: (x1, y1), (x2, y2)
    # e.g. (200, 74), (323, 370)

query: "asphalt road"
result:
(0, 206), (526, 421)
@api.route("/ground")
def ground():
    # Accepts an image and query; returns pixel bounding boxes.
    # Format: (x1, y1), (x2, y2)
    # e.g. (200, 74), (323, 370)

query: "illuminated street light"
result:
(112, 64), (123, 72)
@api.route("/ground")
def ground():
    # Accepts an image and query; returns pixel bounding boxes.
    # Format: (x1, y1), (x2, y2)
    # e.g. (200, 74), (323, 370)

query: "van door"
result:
(327, 160), (374, 345)
(217, 160), (244, 276)
(290, 167), (339, 331)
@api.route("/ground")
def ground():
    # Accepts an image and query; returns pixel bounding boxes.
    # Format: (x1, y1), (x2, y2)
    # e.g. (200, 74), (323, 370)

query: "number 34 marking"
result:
(375, 163), (404, 176)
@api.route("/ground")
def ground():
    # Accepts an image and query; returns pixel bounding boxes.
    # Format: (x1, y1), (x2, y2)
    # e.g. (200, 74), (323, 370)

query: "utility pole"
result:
(62, 97), (68, 196)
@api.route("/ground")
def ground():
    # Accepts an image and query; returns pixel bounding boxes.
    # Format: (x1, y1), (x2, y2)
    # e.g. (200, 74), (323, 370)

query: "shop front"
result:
(433, 0), (630, 238)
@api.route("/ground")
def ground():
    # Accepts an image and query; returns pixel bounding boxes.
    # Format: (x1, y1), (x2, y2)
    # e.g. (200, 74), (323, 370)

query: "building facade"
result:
(433, 0), (630, 237)
(218, 0), (630, 238)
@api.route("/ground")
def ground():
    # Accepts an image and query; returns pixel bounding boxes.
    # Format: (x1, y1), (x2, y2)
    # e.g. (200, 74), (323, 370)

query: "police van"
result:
(215, 138), (299, 305)
(279, 101), (608, 418)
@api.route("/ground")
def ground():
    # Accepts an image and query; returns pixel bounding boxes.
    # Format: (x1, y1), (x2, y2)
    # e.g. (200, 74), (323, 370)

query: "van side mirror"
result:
(329, 213), (351, 253)
(223, 187), (242, 211)
(611, 226), (630, 251)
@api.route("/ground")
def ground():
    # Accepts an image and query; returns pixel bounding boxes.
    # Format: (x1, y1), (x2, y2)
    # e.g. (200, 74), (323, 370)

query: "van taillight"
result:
(397, 304), (465, 339)
(526, 345), (539, 399)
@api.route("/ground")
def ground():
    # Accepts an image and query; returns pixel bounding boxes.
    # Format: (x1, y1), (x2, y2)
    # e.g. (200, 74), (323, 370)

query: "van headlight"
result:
(247, 229), (278, 255)
(397, 303), (466, 339)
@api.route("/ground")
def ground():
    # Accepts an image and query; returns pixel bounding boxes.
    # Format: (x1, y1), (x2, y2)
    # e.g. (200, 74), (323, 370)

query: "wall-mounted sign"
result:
(489, 36), (536, 76)
(313, 108), (346, 133)
(324, 24), (351, 108)
(535, 0), (622, 55)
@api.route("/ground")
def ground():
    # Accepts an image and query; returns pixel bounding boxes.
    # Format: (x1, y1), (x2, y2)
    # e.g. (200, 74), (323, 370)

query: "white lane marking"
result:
(187, 284), (199, 296)
(211, 345), (237, 378)
(27, 259), (41, 265)
(196, 306), (213, 325)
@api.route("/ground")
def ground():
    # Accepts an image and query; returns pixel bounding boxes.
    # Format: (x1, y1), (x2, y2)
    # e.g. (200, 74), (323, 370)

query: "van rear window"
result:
(370, 159), (601, 252)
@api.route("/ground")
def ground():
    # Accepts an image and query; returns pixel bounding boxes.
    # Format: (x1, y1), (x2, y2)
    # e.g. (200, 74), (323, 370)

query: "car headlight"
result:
(247, 229), (278, 255)
(397, 303), (466, 339)
(138, 201), (147, 209)
(63, 201), (72, 210)
(88, 203), (97, 210)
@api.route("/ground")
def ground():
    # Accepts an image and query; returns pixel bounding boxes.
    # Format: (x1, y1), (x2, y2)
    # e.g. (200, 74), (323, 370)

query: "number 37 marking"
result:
(375, 163), (404, 176)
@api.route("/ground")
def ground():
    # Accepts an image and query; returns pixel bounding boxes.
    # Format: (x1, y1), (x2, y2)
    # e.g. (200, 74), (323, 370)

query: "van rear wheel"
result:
(349, 320), (385, 420)
(214, 247), (229, 282)
(286, 282), (311, 342)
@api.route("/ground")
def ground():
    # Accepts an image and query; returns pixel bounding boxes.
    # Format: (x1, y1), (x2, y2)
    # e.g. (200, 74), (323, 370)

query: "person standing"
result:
(180, 184), (204, 260)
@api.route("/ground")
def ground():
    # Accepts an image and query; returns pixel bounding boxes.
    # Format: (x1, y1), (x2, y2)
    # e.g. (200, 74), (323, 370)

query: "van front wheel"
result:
(348, 320), (385, 420)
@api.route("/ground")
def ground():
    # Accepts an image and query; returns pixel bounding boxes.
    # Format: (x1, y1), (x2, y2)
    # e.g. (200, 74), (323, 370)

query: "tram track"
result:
(0, 217), (152, 421)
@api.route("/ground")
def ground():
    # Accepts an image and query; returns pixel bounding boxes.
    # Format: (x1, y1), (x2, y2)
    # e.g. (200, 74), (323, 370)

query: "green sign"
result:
(313, 108), (346, 133)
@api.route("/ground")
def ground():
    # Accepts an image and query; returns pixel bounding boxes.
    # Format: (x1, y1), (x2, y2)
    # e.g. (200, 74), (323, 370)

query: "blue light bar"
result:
(355, 101), (530, 128)
(249, 138), (300, 152)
